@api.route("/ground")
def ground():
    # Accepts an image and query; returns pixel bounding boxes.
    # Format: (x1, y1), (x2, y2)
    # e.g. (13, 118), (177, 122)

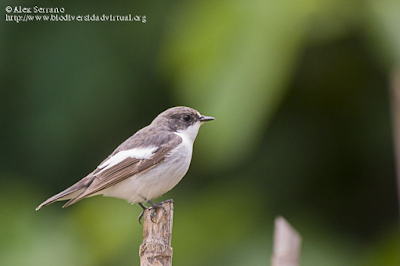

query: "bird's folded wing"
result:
(62, 144), (177, 207)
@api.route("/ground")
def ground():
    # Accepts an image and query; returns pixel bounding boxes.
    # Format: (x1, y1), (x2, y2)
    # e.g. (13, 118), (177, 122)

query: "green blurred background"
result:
(1, 0), (400, 265)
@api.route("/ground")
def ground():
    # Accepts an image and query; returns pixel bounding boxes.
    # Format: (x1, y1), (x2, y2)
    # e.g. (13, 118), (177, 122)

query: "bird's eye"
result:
(183, 115), (191, 122)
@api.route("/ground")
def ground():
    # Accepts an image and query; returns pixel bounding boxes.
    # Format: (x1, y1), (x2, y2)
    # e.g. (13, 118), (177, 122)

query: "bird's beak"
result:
(199, 115), (215, 122)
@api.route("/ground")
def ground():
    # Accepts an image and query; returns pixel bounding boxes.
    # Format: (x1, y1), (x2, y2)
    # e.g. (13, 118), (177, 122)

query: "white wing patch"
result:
(97, 147), (157, 174)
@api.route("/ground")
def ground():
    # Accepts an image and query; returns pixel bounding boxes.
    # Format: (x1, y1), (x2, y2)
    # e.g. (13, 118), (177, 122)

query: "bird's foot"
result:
(147, 201), (164, 223)
(148, 199), (174, 223)
(138, 203), (148, 225)
(138, 199), (174, 224)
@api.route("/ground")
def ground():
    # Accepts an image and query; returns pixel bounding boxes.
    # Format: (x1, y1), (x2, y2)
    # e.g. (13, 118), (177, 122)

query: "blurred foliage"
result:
(1, 0), (400, 265)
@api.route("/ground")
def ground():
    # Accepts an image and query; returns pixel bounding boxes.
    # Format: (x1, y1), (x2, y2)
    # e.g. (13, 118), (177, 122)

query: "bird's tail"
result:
(35, 175), (95, 211)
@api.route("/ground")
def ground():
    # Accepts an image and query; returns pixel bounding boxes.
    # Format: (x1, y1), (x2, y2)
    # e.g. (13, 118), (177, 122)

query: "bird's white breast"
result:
(101, 122), (201, 203)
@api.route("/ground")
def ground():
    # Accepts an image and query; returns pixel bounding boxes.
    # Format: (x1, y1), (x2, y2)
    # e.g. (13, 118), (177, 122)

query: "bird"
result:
(36, 106), (215, 223)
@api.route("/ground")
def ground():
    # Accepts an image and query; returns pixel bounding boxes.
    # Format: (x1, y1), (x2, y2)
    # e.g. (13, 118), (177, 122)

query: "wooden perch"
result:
(271, 216), (302, 266)
(139, 200), (174, 266)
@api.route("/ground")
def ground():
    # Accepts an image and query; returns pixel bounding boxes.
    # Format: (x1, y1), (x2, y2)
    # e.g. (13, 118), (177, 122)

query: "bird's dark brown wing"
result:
(35, 130), (182, 211)
(62, 139), (181, 207)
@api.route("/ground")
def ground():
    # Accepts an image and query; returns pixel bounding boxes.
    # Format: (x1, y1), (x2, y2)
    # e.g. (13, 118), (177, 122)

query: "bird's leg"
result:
(145, 200), (163, 223)
(147, 199), (163, 208)
(138, 196), (161, 223)
(147, 199), (175, 223)
(138, 196), (173, 224)
(138, 202), (148, 225)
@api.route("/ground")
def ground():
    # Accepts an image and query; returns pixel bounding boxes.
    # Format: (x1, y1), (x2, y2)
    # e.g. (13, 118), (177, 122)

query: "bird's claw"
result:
(150, 208), (158, 223)
(138, 210), (145, 225)
(148, 203), (167, 223)
(137, 199), (173, 224)
(138, 202), (148, 225)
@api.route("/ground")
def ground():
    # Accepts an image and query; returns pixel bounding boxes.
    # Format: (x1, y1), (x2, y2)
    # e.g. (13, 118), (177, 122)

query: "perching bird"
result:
(36, 106), (214, 222)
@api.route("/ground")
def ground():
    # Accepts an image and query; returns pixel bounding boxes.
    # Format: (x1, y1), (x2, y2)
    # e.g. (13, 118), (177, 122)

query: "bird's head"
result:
(153, 106), (215, 141)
